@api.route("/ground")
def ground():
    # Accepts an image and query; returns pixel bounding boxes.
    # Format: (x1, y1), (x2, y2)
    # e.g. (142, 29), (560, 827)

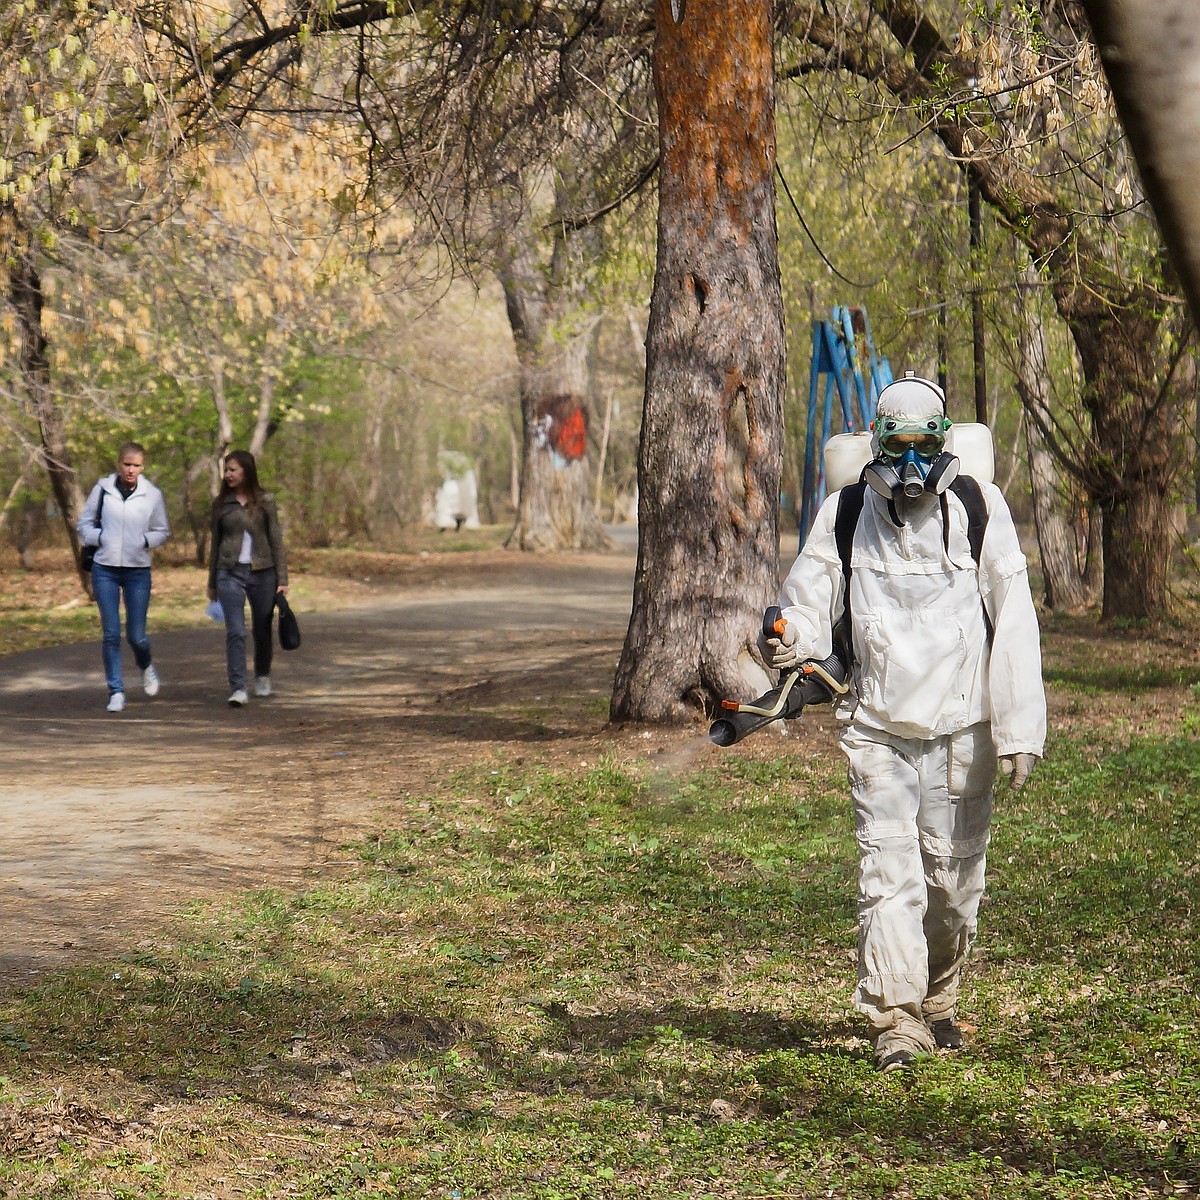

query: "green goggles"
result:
(876, 416), (951, 460)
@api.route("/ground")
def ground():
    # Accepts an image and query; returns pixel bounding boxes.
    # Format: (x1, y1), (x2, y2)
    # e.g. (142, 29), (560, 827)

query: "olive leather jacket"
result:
(208, 493), (289, 590)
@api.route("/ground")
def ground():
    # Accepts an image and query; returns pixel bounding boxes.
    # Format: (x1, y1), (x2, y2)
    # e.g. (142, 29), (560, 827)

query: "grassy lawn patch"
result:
(1, 713), (1197, 1197)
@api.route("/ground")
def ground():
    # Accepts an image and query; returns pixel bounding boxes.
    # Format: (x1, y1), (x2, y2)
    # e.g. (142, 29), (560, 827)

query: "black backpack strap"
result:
(834, 479), (866, 586)
(833, 480), (867, 665)
(948, 475), (988, 565)
(947, 475), (992, 641)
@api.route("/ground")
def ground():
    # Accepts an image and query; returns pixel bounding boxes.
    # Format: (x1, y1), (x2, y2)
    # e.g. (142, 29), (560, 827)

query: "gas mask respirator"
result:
(864, 414), (959, 502)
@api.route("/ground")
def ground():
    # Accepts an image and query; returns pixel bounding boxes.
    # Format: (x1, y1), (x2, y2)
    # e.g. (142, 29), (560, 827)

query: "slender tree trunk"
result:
(17, 494), (39, 570)
(611, 0), (785, 723)
(210, 359), (233, 497)
(499, 234), (609, 552)
(0, 451), (35, 540)
(247, 355), (278, 459)
(7, 242), (86, 582)
(364, 381), (386, 542)
(1015, 267), (1095, 610)
(1024, 421), (1096, 610)
(508, 421), (521, 512)
(183, 455), (215, 564)
(594, 389), (614, 513)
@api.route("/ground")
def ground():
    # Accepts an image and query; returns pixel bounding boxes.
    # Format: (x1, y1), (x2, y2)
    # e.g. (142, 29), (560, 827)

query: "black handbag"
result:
(80, 490), (104, 572)
(276, 592), (301, 651)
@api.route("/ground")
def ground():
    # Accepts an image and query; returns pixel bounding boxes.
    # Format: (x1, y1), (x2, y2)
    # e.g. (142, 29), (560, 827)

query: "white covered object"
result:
(431, 465), (482, 530)
(433, 478), (462, 529)
(824, 431), (874, 493)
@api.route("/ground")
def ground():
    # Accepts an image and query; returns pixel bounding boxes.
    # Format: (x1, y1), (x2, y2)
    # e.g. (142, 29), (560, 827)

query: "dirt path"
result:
(0, 544), (642, 979)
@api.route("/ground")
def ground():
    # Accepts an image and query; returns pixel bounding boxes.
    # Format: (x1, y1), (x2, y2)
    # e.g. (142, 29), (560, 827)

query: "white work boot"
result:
(227, 689), (248, 707)
(254, 676), (272, 698)
(142, 664), (160, 697)
(106, 692), (126, 713)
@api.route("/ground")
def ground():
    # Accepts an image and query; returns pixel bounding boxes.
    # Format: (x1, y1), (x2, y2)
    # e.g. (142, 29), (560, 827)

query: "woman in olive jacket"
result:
(207, 450), (288, 707)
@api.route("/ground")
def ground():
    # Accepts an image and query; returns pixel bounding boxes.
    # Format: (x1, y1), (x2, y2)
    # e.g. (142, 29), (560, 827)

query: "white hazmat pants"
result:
(841, 720), (995, 1056)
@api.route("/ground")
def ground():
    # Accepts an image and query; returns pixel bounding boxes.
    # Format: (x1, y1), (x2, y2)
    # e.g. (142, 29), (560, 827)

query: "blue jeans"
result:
(92, 563), (153, 695)
(216, 565), (276, 690)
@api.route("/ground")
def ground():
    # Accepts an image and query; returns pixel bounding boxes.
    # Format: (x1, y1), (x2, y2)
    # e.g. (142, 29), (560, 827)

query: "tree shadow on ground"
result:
(2, 965), (1194, 1193)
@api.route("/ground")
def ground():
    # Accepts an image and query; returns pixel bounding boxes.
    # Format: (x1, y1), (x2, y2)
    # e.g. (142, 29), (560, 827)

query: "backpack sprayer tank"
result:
(823, 423), (995, 493)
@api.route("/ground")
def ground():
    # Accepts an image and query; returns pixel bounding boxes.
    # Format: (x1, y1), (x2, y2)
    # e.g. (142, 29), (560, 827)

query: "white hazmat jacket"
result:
(779, 479), (1045, 757)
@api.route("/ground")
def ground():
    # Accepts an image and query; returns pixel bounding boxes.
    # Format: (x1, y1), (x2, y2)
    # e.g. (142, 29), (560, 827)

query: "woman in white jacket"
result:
(767, 378), (1046, 1073)
(77, 442), (171, 712)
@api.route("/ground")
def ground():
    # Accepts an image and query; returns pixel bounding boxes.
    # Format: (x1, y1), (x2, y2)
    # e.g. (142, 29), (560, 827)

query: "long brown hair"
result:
(219, 450), (265, 509)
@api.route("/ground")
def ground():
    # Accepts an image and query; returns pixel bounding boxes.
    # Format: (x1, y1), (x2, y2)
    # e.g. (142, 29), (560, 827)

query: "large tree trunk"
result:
(1015, 266), (1096, 610)
(7, 241), (86, 581)
(611, 0), (785, 724)
(511, 333), (605, 551)
(1070, 293), (1186, 619)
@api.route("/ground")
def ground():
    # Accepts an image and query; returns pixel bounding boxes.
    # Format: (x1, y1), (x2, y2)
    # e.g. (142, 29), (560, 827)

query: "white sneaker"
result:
(227, 689), (248, 707)
(142, 665), (160, 697)
(254, 676), (272, 698)
(107, 692), (126, 713)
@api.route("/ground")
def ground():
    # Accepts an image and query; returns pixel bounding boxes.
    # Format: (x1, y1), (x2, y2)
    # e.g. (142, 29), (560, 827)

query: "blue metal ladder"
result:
(798, 305), (893, 545)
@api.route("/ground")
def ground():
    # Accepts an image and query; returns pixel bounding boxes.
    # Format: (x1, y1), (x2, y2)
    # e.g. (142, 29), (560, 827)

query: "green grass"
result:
(1043, 662), (1200, 693)
(0, 727), (1197, 1197)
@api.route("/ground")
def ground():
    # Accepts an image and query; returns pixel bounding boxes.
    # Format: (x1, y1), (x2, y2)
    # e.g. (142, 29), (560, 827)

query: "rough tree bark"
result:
(500, 220), (610, 553)
(1015, 266), (1096, 610)
(6, 234), (87, 582)
(611, 0), (785, 723)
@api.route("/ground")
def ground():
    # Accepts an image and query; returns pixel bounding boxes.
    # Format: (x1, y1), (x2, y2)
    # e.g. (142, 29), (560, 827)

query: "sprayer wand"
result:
(708, 607), (851, 747)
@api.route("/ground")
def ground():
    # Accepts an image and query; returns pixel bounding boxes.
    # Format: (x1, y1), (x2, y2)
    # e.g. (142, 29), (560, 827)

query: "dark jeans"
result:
(92, 563), (152, 695)
(216, 565), (276, 690)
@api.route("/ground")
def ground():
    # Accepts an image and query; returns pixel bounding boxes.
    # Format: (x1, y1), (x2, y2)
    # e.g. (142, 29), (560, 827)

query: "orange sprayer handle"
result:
(762, 604), (785, 640)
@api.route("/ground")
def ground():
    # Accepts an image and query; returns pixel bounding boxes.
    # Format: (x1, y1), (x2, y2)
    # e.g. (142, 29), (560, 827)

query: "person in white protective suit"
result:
(768, 376), (1046, 1073)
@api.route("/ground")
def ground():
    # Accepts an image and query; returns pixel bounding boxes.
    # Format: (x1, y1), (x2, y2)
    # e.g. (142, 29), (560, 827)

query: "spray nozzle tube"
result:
(708, 608), (850, 747)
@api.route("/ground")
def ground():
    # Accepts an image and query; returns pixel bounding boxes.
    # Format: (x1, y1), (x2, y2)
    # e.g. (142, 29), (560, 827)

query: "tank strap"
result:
(947, 475), (993, 642)
(948, 475), (989, 566)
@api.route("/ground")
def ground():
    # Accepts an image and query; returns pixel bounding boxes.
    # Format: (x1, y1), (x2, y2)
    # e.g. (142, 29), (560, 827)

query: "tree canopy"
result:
(2, 0), (1197, 705)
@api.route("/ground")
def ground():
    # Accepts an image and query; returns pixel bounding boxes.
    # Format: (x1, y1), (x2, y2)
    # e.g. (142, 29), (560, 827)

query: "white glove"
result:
(999, 753), (1038, 792)
(764, 619), (801, 670)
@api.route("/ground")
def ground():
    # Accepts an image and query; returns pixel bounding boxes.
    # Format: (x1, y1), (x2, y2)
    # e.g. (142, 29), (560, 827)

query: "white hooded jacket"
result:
(77, 474), (171, 569)
(779, 479), (1045, 757)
